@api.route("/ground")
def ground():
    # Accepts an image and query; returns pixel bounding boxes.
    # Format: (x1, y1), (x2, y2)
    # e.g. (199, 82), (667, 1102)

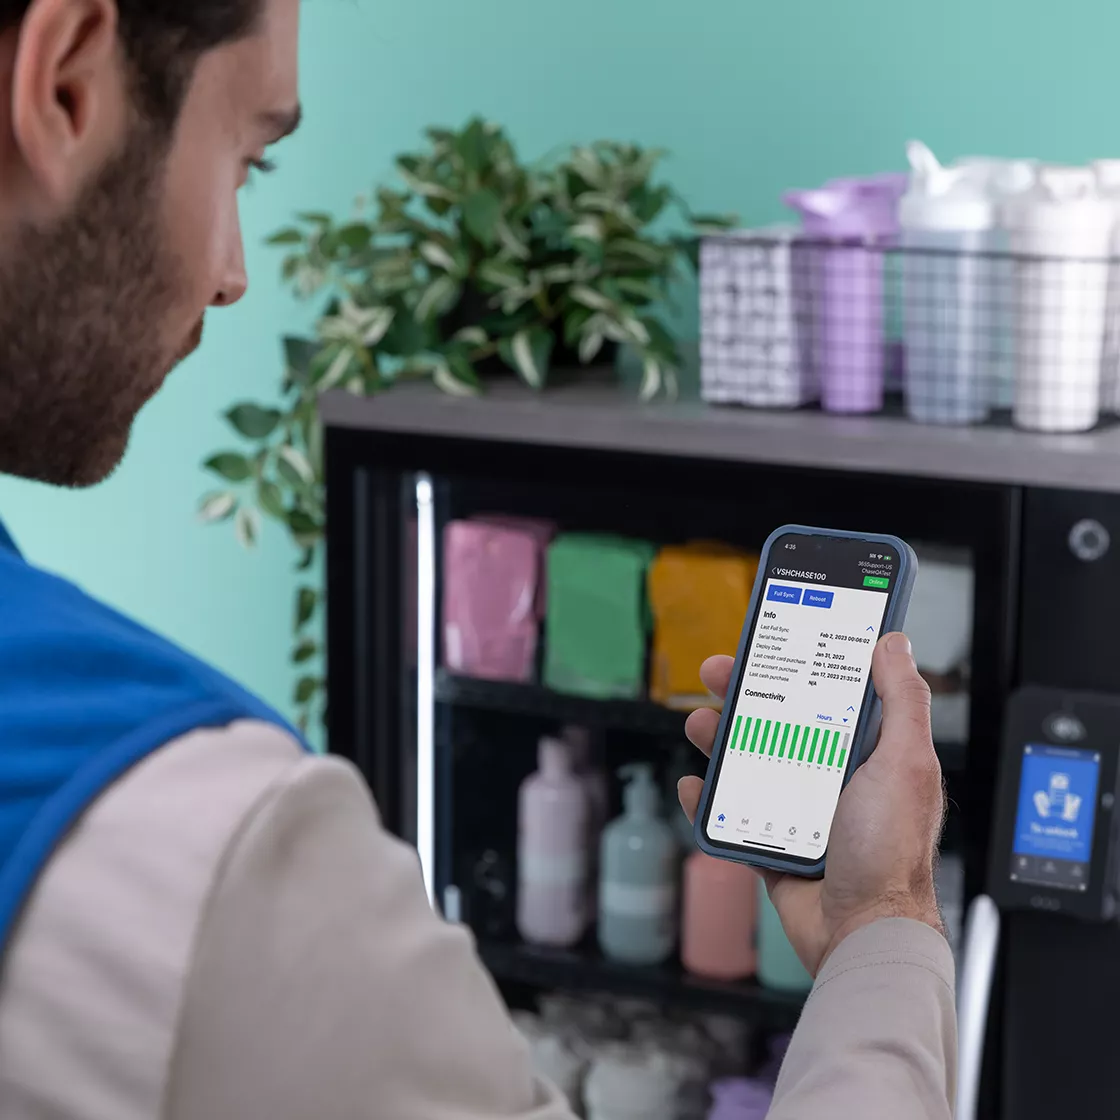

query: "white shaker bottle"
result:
(957, 155), (1039, 409)
(1091, 159), (1120, 415)
(1002, 166), (1116, 432)
(900, 141), (1003, 424)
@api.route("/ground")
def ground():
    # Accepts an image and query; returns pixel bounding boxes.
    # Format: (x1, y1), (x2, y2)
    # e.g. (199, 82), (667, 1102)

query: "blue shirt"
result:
(0, 521), (304, 949)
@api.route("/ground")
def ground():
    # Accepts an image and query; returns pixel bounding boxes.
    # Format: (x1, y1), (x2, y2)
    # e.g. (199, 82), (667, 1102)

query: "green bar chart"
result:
(729, 718), (850, 771)
(729, 715), (744, 752)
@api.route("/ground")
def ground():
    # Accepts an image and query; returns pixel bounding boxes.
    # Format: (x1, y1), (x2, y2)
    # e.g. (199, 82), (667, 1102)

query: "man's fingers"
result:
(681, 687), (724, 823)
(698, 655), (734, 702)
(685, 706), (721, 758)
(677, 775), (703, 824)
(872, 632), (935, 763)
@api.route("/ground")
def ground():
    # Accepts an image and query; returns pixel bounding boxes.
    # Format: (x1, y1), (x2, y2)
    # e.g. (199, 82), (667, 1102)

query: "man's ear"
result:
(11, 0), (125, 207)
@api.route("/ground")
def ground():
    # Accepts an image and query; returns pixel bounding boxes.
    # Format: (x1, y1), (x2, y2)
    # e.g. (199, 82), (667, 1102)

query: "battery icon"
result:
(884, 554), (892, 560)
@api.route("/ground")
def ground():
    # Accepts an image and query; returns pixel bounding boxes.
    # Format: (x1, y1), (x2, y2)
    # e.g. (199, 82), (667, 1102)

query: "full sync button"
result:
(767, 585), (802, 605)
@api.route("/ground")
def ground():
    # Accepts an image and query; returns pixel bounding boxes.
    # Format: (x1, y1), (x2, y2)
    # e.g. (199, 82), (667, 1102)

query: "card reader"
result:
(989, 687), (1120, 922)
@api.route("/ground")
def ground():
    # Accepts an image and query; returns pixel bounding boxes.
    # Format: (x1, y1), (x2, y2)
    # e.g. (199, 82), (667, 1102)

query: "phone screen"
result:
(703, 532), (899, 864)
(1010, 744), (1100, 892)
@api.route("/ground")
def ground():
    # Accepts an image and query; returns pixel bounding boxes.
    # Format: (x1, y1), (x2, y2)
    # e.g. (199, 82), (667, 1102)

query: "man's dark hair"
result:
(0, 0), (263, 125)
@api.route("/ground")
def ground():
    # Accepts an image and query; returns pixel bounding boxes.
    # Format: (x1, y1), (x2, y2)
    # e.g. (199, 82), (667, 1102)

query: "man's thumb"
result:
(872, 632), (933, 754)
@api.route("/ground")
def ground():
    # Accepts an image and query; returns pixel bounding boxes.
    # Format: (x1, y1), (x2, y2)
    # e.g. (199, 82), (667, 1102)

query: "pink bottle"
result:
(517, 737), (591, 948)
(681, 852), (759, 980)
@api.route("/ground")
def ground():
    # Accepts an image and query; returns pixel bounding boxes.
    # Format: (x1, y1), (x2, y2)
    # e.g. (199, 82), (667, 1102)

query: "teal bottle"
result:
(597, 763), (679, 964)
(757, 890), (813, 992)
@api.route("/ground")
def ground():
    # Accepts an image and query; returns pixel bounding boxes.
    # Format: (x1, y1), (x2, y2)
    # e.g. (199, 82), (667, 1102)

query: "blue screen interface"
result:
(1010, 744), (1100, 893)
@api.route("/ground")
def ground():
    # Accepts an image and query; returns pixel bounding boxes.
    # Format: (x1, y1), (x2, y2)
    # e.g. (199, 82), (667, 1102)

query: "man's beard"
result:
(0, 128), (193, 488)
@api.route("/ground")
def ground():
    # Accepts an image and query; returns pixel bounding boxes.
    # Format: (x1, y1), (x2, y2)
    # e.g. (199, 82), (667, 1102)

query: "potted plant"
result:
(199, 118), (731, 729)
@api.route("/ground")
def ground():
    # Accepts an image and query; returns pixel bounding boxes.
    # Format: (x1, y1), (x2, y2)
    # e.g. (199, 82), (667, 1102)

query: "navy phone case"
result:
(691, 524), (918, 879)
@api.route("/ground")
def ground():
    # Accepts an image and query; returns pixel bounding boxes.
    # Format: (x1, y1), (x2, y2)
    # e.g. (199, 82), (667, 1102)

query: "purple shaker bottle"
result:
(784, 173), (906, 414)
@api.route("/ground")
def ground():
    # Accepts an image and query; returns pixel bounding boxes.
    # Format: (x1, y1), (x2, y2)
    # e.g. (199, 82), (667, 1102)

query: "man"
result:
(0, 1), (955, 1117)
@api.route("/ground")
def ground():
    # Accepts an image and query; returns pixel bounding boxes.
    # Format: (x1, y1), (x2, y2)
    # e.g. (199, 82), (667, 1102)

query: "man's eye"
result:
(246, 157), (278, 184)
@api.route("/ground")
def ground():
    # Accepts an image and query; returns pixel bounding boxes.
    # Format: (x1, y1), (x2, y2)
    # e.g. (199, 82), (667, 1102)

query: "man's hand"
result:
(677, 633), (946, 976)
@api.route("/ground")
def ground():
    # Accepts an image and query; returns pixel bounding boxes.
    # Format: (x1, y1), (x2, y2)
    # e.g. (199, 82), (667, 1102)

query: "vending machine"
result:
(322, 394), (1120, 1120)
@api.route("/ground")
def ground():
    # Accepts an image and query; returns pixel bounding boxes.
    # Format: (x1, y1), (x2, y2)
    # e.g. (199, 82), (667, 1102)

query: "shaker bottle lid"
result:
(899, 141), (991, 232)
(955, 155), (1038, 196)
(1092, 159), (1120, 197)
(1000, 164), (1116, 236)
(783, 173), (906, 238)
(783, 185), (863, 235)
(899, 141), (1035, 232)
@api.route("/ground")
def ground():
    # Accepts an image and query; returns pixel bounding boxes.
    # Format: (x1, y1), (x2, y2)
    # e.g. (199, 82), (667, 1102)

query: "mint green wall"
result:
(1, 0), (1116, 719)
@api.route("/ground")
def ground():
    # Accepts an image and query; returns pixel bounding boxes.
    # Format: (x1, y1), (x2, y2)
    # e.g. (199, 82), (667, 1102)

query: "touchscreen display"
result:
(704, 533), (896, 862)
(1010, 743), (1100, 892)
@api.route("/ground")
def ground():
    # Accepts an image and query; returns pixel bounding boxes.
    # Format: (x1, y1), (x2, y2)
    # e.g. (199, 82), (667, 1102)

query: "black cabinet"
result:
(323, 396), (1013, 1013)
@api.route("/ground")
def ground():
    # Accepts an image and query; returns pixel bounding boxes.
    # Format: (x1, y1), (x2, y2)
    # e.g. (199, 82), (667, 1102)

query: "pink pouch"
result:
(472, 515), (556, 618)
(442, 521), (543, 681)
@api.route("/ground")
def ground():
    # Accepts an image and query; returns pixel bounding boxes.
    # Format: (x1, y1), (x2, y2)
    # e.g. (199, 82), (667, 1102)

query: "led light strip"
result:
(414, 472), (436, 906)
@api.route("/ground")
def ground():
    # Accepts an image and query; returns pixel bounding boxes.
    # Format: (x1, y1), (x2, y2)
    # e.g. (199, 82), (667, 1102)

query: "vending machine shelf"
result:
(477, 937), (807, 1027)
(435, 670), (689, 738)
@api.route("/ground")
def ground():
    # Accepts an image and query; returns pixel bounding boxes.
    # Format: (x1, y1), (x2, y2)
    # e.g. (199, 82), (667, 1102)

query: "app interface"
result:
(706, 536), (895, 860)
(1010, 744), (1100, 892)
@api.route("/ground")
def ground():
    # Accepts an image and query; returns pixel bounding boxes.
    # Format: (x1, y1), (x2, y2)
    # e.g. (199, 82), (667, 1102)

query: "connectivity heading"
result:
(743, 688), (786, 703)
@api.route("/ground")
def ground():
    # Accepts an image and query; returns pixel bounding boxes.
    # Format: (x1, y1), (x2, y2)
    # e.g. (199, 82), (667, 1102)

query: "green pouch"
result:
(544, 533), (656, 699)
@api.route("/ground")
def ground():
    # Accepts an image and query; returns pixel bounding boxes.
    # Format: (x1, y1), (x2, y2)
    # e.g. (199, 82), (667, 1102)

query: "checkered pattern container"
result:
(699, 228), (818, 408)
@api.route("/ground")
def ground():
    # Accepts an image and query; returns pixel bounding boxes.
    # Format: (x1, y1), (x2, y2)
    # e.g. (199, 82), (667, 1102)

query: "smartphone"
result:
(693, 525), (918, 878)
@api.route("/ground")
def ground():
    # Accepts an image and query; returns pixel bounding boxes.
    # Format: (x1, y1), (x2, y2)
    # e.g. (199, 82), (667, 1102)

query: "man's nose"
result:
(212, 257), (248, 308)
(212, 211), (249, 308)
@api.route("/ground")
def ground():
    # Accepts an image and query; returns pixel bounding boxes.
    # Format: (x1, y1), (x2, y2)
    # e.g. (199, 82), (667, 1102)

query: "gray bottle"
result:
(598, 763), (679, 964)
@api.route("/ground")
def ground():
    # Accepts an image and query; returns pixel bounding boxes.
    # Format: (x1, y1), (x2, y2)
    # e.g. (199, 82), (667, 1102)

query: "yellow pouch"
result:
(648, 543), (758, 709)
